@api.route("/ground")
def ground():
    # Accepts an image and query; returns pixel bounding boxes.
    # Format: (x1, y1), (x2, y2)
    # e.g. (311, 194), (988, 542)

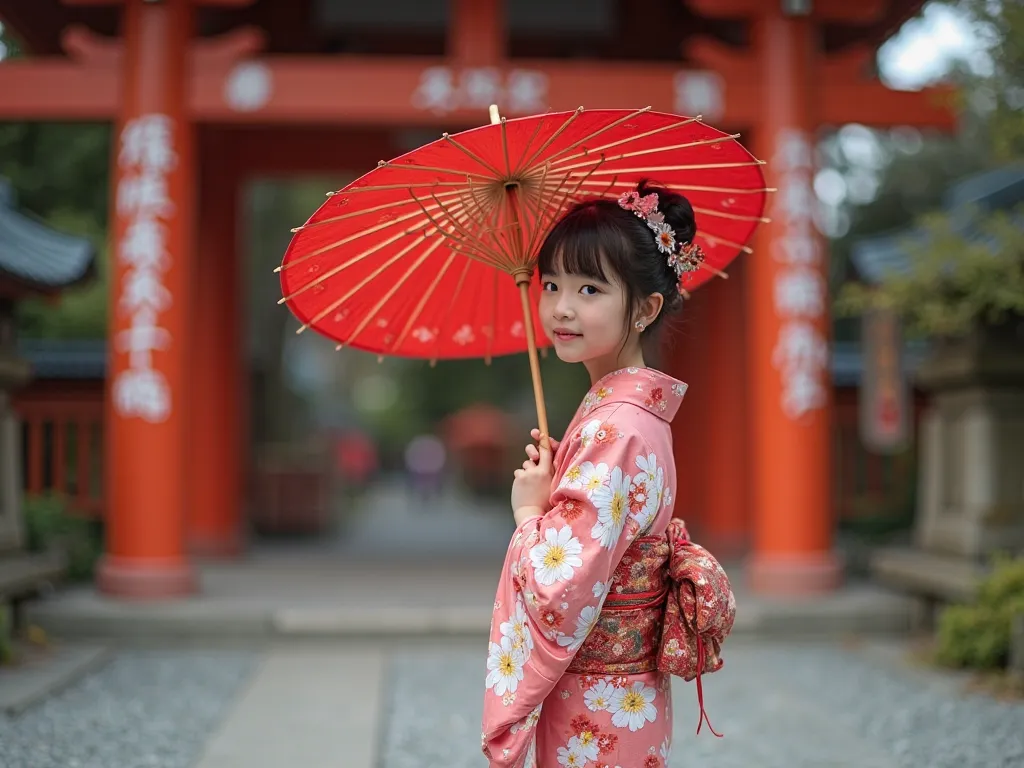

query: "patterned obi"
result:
(567, 519), (736, 684)
(566, 534), (672, 675)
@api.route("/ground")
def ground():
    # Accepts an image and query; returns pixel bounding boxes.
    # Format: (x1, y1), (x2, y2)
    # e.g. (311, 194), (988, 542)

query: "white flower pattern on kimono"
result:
(583, 678), (617, 712)
(631, 453), (664, 533)
(500, 597), (534, 659)
(529, 526), (584, 586)
(609, 681), (659, 731)
(556, 736), (587, 767)
(486, 635), (526, 697)
(590, 466), (631, 548)
(556, 604), (600, 651)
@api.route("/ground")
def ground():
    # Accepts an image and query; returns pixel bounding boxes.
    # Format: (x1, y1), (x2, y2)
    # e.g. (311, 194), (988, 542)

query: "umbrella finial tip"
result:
(273, 265), (282, 273)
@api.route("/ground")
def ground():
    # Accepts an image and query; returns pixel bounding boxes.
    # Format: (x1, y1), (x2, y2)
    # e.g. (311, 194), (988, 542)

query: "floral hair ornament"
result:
(618, 190), (706, 294)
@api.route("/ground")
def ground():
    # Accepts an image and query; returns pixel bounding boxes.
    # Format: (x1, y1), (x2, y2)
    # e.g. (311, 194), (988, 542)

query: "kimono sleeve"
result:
(482, 413), (651, 766)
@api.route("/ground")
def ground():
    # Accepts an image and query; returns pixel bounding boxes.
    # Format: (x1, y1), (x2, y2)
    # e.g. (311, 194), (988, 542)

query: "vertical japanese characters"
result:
(113, 114), (176, 424)
(769, 129), (829, 420)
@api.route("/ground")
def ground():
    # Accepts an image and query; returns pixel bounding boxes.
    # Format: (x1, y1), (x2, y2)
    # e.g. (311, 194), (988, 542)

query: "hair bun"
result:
(635, 180), (697, 246)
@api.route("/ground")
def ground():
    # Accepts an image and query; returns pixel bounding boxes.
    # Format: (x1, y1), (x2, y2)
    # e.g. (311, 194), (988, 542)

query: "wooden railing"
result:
(14, 387), (105, 518)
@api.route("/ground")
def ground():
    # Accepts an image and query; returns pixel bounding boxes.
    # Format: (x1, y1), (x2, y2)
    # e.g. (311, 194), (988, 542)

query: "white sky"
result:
(878, 2), (989, 89)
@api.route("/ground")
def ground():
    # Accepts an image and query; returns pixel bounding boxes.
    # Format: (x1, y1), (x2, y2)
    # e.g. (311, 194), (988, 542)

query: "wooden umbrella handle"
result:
(516, 279), (551, 452)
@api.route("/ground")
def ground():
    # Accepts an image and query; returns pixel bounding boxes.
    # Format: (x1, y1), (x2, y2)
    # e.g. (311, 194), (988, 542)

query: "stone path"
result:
(1, 639), (1022, 768)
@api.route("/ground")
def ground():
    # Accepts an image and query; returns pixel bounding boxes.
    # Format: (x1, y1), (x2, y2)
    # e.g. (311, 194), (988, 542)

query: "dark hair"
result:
(536, 180), (694, 338)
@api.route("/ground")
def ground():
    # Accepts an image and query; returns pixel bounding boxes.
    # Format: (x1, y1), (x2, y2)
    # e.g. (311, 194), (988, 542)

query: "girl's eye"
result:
(580, 285), (599, 296)
(542, 281), (557, 292)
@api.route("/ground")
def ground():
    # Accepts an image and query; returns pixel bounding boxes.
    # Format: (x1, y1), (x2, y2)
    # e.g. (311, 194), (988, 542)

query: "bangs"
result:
(537, 202), (629, 284)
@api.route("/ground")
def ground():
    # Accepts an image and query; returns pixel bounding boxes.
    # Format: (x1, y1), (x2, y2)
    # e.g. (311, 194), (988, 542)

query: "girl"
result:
(481, 182), (735, 768)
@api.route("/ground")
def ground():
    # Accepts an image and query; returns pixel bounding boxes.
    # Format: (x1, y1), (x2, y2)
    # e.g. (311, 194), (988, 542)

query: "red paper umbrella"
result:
(279, 106), (769, 439)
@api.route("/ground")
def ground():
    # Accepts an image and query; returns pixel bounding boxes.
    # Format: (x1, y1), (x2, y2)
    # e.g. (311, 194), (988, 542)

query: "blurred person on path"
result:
(482, 183), (736, 767)
(403, 433), (447, 502)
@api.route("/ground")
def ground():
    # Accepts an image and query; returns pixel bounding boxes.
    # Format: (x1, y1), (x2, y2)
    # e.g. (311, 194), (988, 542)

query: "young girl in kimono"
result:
(482, 182), (736, 768)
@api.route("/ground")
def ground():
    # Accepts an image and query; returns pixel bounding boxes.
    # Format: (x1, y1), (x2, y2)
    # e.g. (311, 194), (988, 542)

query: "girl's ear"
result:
(638, 292), (665, 327)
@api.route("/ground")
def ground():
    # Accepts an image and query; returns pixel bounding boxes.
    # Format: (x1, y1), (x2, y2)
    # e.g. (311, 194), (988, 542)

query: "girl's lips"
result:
(553, 331), (581, 341)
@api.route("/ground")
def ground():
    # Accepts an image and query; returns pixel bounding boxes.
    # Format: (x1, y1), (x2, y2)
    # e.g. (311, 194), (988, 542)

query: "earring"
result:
(635, 321), (646, 332)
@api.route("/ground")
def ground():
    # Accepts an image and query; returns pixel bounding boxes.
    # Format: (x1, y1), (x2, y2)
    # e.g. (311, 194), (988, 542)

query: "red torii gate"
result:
(0, 0), (954, 598)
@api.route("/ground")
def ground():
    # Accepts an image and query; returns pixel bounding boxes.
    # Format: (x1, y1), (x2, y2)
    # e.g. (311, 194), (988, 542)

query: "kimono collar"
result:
(577, 366), (687, 424)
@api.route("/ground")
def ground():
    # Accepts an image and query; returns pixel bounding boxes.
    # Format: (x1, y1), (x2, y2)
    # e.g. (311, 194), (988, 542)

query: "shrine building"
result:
(0, 0), (955, 598)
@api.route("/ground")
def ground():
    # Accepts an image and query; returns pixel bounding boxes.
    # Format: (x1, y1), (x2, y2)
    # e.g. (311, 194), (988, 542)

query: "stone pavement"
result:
(1, 638), (1023, 768)
(23, 481), (918, 642)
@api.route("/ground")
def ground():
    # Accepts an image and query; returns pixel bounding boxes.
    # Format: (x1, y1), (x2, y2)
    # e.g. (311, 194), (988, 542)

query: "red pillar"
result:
(664, 289), (711, 530)
(188, 129), (244, 557)
(99, 0), (196, 598)
(745, 10), (841, 594)
(700, 262), (750, 560)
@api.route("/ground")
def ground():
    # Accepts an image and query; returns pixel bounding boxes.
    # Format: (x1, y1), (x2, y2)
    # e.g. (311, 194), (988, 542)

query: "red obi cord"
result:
(694, 634), (723, 738)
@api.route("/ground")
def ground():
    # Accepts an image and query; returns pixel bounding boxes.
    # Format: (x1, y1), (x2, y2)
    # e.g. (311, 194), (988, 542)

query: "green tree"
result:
(836, 0), (1024, 339)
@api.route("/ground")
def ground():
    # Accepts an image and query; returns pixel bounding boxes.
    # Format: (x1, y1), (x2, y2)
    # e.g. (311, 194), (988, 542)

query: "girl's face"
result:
(539, 256), (633, 370)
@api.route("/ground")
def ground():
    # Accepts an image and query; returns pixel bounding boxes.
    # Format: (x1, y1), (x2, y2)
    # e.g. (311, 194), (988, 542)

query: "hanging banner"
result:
(859, 307), (910, 454)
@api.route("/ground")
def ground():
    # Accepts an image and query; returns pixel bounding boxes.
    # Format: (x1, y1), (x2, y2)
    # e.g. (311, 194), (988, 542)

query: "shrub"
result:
(22, 494), (102, 582)
(935, 554), (1024, 670)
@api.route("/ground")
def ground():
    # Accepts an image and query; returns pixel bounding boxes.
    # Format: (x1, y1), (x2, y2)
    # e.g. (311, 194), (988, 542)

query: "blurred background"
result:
(0, 2), (1021, 767)
(0, 0), (1020, 575)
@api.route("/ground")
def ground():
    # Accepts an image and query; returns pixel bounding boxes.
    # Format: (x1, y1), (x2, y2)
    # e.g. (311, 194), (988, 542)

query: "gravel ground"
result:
(380, 640), (1024, 768)
(0, 650), (258, 768)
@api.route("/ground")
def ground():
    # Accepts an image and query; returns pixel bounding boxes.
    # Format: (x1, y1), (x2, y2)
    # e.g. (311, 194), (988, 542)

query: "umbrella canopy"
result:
(279, 106), (769, 439)
(279, 107), (767, 361)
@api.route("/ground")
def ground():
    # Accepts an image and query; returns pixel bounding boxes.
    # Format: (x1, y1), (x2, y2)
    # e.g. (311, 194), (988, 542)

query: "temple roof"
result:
(851, 164), (1024, 285)
(0, 0), (928, 58)
(0, 179), (96, 292)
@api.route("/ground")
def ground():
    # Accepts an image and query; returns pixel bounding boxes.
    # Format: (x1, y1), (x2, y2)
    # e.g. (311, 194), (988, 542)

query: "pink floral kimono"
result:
(482, 367), (734, 768)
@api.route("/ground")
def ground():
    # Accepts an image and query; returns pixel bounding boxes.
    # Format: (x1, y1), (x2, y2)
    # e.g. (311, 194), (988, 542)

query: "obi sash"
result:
(566, 518), (736, 735)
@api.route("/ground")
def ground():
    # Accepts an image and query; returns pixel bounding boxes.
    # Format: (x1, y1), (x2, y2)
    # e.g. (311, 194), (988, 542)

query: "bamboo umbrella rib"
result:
(338, 235), (450, 351)
(380, 160), (494, 182)
(540, 107), (653, 166)
(374, 204), (485, 342)
(698, 261), (729, 279)
(485, 268), (499, 365)
(551, 135), (741, 174)
(567, 179), (777, 195)
(329, 180), (470, 194)
(510, 109), (552, 176)
(516, 107), (586, 177)
(296, 233), (429, 332)
(278, 228), (410, 302)
(430, 257), (475, 365)
(291, 187), (467, 231)
(423, 190), (516, 270)
(547, 115), (704, 163)
(442, 133), (506, 179)
(524, 159), (606, 260)
(389, 250), (460, 352)
(500, 117), (512, 177)
(692, 206), (771, 224)
(279, 199), (471, 303)
(699, 232), (754, 254)
(568, 161), (766, 177)
(409, 191), (509, 268)
(278, 197), (470, 273)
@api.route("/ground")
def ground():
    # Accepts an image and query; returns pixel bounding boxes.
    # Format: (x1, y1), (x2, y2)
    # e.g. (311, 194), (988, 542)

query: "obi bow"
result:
(656, 518), (736, 736)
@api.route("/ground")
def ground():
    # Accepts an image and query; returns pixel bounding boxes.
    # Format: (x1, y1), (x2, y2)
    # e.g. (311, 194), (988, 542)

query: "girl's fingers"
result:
(514, 469), (525, 479)
(525, 445), (540, 462)
(523, 460), (533, 471)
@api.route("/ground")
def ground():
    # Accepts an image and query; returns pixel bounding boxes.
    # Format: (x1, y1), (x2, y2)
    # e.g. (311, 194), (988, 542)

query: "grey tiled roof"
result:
(0, 179), (96, 290)
(851, 164), (1024, 285)
(17, 339), (107, 380)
